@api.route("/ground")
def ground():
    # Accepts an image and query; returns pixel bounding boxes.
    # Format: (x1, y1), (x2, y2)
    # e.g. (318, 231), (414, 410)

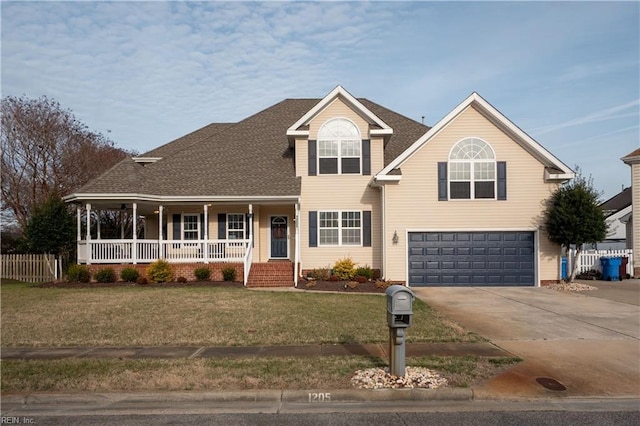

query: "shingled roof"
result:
(600, 186), (632, 216)
(72, 97), (429, 198)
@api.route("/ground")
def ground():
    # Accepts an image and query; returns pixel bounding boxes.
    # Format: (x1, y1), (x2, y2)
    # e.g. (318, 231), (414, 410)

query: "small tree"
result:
(23, 194), (75, 258)
(543, 170), (607, 282)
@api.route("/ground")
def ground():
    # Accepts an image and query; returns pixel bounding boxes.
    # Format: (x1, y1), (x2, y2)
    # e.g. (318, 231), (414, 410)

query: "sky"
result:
(2, 0), (638, 201)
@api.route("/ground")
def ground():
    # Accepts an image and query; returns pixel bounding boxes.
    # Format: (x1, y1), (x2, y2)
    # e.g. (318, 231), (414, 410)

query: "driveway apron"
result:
(412, 286), (640, 399)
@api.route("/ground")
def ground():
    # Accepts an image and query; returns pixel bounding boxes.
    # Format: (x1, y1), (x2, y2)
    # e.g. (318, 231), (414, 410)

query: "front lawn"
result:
(0, 282), (481, 347)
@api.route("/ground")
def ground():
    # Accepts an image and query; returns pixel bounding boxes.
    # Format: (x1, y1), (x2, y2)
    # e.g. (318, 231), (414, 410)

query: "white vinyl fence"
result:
(568, 249), (633, 276)
(1, 254), (57, 283)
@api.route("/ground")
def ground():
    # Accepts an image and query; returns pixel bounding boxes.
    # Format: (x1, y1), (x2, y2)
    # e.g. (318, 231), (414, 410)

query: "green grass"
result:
(0, 284), (481, 347)
(0, 356), (520, 392)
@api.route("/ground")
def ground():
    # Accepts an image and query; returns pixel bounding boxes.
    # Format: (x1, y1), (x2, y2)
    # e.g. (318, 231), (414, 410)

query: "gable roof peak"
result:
(286, 86), (393, 138)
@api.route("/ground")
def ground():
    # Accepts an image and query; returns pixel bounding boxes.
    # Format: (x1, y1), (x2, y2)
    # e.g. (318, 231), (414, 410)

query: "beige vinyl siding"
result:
(383, 106), (562, 284)
(632, 163), (640, 269)
(297, 96), (385, 271)
(257, 205), (295, 261)
(299, 176), (381, 271)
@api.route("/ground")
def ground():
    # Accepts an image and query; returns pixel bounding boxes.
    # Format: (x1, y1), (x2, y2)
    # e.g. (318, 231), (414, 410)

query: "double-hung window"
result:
(182, 214), (200, 240)
(227, 214), (245, 240)
(318, 211), (361, 246)
(318, 118), (361, 174)
(449, 138), (496, 199)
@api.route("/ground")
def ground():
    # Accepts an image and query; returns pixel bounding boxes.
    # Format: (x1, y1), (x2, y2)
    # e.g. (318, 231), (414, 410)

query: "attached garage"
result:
(408, 231), (535, 287)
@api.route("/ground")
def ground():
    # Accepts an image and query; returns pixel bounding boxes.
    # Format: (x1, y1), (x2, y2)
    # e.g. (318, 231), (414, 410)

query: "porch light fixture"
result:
(392, 231), (399, 245)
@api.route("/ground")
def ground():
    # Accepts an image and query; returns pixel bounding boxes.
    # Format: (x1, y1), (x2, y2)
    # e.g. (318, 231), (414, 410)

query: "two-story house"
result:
(64, 86), (573, 287)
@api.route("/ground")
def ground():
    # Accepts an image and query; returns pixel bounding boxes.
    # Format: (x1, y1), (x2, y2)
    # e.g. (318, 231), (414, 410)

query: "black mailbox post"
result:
(385, 285), (415, 376)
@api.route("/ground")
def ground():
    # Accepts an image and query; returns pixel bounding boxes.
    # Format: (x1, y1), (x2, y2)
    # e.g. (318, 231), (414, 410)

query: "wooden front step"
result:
(246, 262), (294, 287)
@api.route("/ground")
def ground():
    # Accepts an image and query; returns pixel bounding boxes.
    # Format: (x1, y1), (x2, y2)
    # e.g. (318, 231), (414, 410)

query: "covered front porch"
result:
(72, 198), (300, 286)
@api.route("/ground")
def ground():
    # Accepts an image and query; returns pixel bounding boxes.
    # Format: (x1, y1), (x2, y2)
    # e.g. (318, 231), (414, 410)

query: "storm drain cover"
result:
(536, 377), (567, 391)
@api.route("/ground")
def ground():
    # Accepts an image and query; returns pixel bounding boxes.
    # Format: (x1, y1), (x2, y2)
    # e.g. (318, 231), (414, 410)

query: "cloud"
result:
(529, 100), (640, 136)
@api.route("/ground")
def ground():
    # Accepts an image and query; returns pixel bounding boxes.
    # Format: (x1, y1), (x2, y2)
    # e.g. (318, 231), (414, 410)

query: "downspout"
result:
(381, 184), (386, 280)
(294, 200), (300, 287)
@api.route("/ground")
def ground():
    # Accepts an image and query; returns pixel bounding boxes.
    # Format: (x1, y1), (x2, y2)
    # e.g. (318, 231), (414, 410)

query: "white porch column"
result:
(294, 202), (300, 287)
(76, 206), (82, 241)
(132, 202), (138, 264)
(248, 204), (253, 243)
(203, 204), (209, 263)
(158, 205), (164, 260)
(97, 210), (101, 239)
(86, 203), (92, 265)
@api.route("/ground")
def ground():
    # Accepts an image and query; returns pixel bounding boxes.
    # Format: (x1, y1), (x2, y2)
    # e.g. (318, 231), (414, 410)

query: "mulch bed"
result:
(35, 279), (393, 293)
(298, 279), (390, 294)
(36, 281), (244, 289)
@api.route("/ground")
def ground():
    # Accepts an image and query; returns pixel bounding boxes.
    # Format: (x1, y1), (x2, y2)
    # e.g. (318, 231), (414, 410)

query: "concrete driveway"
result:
(412, 282), (640, 399)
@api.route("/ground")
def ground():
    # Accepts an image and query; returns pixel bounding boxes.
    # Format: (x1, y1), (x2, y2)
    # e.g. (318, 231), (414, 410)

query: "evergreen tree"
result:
(543, 169), (607, 282)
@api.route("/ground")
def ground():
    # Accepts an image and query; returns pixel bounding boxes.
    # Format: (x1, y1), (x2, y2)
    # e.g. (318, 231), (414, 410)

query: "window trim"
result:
(448, 137), (497, 200)
(317, 210), (363, 246)
(181, 213), (200, 240)
(317, 117), (362, 175)
(226, 213), (246, 240)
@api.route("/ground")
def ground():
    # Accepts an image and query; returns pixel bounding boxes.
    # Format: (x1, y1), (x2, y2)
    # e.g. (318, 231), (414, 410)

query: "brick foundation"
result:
(87, 262), (244, 282)
(540, 280), (561, 286)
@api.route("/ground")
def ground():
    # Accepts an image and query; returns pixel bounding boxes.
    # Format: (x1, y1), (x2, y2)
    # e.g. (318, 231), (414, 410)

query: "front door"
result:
(270, 216), (288, 258)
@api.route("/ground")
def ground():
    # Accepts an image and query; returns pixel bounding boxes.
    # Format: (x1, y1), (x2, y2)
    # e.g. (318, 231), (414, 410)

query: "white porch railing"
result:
(78, 239), (250, 264)
(243, 240), (253, 286)
(568, 249), (633, 276)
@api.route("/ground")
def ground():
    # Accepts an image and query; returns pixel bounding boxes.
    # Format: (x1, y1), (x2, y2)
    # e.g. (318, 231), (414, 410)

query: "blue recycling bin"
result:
(561, 257), (567, 280)
(600, 257), (621, 281)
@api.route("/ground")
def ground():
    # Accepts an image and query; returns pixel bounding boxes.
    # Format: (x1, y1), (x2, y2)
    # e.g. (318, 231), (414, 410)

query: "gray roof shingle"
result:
(73, 97), (429, 198)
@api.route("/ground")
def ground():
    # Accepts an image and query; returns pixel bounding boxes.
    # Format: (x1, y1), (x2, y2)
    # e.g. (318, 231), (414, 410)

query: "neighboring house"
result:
(64, 86), (574, 287)
(622, 148), (640, 276)
(592, 187), (632, 250)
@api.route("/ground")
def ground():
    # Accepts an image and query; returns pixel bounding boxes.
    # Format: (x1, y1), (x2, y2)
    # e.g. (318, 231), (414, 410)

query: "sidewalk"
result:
(0, 341), (509, 360)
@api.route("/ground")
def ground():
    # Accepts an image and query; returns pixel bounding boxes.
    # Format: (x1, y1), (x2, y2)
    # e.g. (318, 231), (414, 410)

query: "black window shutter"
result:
(200, 214), (205, 239)
(218, 213), (226, 239)
(438, 162), (448, 201)
(309, 211), (317, 247)
(362, 139), (371, 175)
(245, 214), (251, 241)
(497, 161), (507, 200)
(363, 211), (372, 247)
(308, 140), (317, 176)
(172, 214), (181, 240)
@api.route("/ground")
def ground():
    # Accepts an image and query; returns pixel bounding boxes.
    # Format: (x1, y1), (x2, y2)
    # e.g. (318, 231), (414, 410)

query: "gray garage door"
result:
(408, 232), (535, 286)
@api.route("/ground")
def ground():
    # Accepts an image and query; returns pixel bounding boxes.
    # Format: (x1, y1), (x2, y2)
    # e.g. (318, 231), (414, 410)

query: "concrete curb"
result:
(1, 387), (473, 408)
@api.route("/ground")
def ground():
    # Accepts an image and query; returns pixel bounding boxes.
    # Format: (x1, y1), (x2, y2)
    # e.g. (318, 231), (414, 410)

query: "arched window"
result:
(317, 118), (361, 174)
(449, 138), (496, 199)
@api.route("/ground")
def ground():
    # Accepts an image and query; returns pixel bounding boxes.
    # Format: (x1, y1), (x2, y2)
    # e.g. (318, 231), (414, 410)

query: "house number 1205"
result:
(308, 392), (331, 402)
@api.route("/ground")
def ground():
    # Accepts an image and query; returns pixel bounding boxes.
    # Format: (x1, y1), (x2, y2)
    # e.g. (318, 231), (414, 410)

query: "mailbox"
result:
(385, 285), (415, 328)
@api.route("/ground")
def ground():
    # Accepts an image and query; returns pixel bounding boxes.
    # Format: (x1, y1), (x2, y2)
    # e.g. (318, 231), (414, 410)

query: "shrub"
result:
(67, 264), (91, 283)
(94, 267), (116, 283)
(120, 267), (139, 283)
(375, 280), (391, 290)
(177, 276), (187, 283)
(328, 274), (340, 282)
(222, 266), (237, 282)
(354, 275), (367, 284)
(194, 267), (211, 281)
(309, 267), (330, 281)
(136, 277), (148, 285)
(354, 265), (373, 280)
(146, 259), (173, 283)
(346, 281), (359, 289)
(333, 257), (356, 280)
